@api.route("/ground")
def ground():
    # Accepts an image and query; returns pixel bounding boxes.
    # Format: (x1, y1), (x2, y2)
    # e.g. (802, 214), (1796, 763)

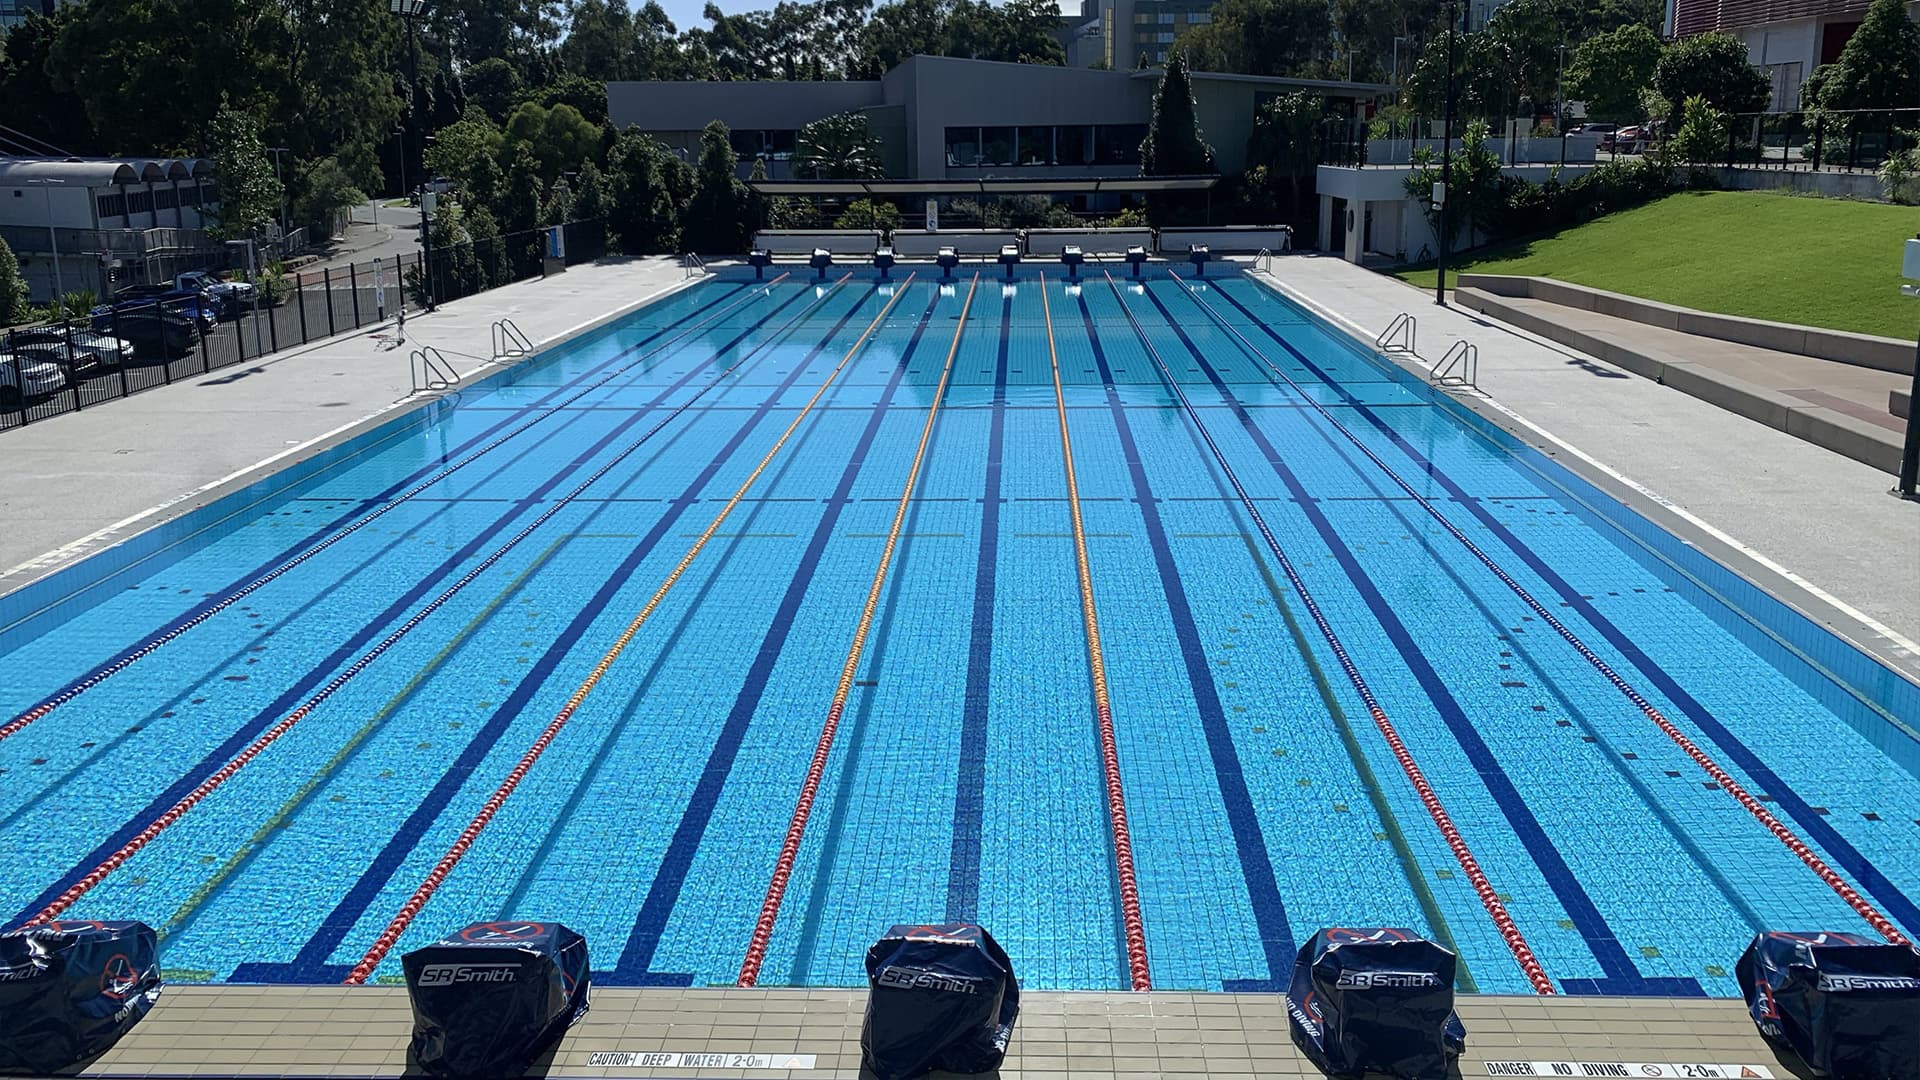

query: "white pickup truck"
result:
(173, 270), (257, 315)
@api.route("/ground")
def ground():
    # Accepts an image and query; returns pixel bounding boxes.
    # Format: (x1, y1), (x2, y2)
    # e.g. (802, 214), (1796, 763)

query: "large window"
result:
(127, 188), (154, 216)
(729, 129), (800, 161)
(1055, 125), (1094, 167)
(97, 192), (128, 220)
(980, 126), (1016, 166)
(945, 126), (982, 166)
(1187, 10), (1210, 22)
(1095, 124), (1146, 164)
(1018, 126), (1051, 165)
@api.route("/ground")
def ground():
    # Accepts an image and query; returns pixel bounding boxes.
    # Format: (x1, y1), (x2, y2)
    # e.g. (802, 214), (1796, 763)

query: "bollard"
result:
(862, 924), (1018, 1080)
(403, 921), (590, 1080)
(0, 920), (163, 1075)
(1287, 928), (1465, 1080)
(1738, 931), (1920, 1079)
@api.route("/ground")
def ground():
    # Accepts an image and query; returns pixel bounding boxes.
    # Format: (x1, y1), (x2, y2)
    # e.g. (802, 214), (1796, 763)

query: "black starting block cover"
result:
(1286, 928), (1465, 1080)
(1737, 931), (1920, 1079)
(861, 923), (1019, 1080)
(402, 921), (590, 1079)
(0, 920), (163, 1075)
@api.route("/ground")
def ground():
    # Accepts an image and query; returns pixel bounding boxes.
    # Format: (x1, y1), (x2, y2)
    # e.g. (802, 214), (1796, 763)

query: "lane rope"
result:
(1101, 269), (1556, 994)
(736, 273), (979, 987)
(0, 275), (793, 744)
(18, 274), (850, 929)
(341, 275), (919, 984)
(1168, 270), (1911, 948)
(1040, 272), (1152, 991)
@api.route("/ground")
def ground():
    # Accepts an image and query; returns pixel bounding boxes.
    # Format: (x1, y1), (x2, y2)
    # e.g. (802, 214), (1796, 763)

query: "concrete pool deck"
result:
(67, 984), (1812, 1080)
(1257, 254), (1920, 679)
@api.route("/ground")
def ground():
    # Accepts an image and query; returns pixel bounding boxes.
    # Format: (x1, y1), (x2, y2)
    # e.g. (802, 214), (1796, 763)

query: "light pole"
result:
(1898, 236), (1920, 499)
(1555, 45), (1568, 167)
(1436, 0), (1459, 306)
(27, 178), (65, 312)
(267, 145), (290, 246)
(390, 0), (434, 312)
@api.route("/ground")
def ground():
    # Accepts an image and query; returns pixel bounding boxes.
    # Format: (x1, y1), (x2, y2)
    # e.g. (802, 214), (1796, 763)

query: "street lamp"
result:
(1555, 45), (1568, 168)
(1436, 0), (1460, 306)
(390, 0), (434, 312)
(1897, 236), (1920, 498)
(26, 178), (65, 312)
(266, 146), (290, 245)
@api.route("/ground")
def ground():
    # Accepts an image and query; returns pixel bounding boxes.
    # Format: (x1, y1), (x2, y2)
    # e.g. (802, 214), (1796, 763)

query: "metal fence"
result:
(1, 219), (606, 433)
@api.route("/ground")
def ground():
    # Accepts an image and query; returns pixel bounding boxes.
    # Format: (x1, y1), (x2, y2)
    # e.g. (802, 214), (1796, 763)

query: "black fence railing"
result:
(1, 219), (606, 433)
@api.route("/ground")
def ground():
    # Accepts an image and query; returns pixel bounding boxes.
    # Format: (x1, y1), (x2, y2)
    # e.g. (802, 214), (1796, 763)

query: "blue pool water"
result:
(1, 268), (1915, 996)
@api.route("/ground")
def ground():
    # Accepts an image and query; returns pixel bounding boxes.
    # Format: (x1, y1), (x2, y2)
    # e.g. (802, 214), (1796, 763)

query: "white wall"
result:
(0, 183), (97, 230)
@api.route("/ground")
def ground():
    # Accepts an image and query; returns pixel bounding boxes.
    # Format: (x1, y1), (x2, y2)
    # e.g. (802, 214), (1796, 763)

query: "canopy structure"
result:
(747, 175), (1220, 197)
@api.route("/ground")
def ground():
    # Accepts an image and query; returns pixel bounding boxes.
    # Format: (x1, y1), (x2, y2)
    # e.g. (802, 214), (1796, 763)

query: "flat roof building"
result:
(608, 55), (1390, 194)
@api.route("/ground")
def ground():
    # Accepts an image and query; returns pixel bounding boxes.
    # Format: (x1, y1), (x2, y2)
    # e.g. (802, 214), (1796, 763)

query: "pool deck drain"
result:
(71, 986), (1809, 1079)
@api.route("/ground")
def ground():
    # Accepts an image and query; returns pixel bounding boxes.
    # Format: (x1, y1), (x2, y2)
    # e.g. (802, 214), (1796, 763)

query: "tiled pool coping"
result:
(69, 985), (1810, 1080)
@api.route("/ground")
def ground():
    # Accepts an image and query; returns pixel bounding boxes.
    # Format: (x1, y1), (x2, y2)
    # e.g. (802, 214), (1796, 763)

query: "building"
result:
(0, 0), (61, 30)
(1066, 0), (1220, 72)
(1667, 0), (1904, 110)
(0, 158), (223, 303)
(608, 55), (1390, 202)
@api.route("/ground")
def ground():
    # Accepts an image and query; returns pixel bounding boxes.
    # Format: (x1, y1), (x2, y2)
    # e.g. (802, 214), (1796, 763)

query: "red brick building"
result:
(1667, 0), (1906, 110)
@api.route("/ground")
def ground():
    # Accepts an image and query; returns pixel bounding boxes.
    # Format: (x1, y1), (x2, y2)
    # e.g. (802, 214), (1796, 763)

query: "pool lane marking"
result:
(945, 287), (1014, 923)
(228, 285), (887, 985)
(1068, 280), (1297, 990)
(736, 274), (978, 988)
(1176, 273), (1915, 949)
(606, 286), (948, 985)
(1232, 533), (1477, 992)
(153, 535), (570, 945)
(0, 277), (786, 745)
(15, 276), (849, 929)
(341, 275), (920, 985)
(1039, 272), (1153, 992)
(1100, 270), (1555, 995)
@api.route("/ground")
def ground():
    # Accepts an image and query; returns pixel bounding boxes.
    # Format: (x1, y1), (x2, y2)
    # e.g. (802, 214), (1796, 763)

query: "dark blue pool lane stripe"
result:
(224, 285), (884, 983)
(12, 283), (827, 935)
(1074, 290), (1296, 991)
(944, 290), (1011, 923)
(1134, 285), (1700, 996)
(610, 286), (946, 984)
(1206, 279), (1920, 944)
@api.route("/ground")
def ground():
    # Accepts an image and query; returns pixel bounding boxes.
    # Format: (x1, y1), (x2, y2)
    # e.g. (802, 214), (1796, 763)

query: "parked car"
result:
(0, 351), (68, 408)
(1614, 125), (1649, 152)
(174, 270), (257, 316)
(3, 326), (132, 373)
(95, 285), (220, 331)
(1568, 122), (1618, 147)
(91, 305), (198, 357)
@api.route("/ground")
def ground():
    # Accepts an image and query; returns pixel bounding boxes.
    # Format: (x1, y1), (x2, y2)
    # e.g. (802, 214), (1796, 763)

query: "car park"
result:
(92, 305), (199, 357)
(173, 270), (257, 317)
(3, 326), (133, 373)
(95, 285), (220, 332)
(0, 351), (68, 408)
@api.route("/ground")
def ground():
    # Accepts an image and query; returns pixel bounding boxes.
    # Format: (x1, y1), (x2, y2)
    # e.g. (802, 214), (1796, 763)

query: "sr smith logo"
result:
(419, 963), (520, 986)
(1332, 970), (1442, 989)
(1817, 974), (1920, 991)
(876, 967), (978, 994)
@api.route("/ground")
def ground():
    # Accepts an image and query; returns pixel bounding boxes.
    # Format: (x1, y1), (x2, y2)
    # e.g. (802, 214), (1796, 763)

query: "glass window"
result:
(1134, 11), (1152, 21)
(1018, 126), (1052, 165)
(945, 126), (982, 166)
(1055, 125), (1094, 167)
(97, 193), (128, 219)
(127, 189), (154, 215)
(155, 186), (178, 210)
(1156, 31), (1174, 41)
(1187, 10), (1209, 21)
(980, 125), (1015, 166)
(1158, 11), (1174, 22)
(1096, 124), (1146, 164)
(768, 130), (797, 159)
(728, 129), (764, 157)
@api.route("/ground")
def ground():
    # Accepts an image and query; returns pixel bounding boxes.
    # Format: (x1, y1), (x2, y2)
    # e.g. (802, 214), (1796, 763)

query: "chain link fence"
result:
(1, 219), (607, 433)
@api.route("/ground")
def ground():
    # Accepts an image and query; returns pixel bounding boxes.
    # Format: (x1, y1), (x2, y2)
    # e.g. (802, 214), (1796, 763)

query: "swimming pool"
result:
(0, 267), (1914, 996)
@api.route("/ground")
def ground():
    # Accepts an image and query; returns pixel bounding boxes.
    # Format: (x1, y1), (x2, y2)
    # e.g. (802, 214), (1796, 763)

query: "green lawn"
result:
(1395, 190), (1920, 340)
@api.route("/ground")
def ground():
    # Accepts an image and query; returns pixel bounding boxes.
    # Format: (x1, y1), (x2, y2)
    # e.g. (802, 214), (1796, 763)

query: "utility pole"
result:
(1555, 45), (1567, 167)
(1437, 0), (1458, 306)
(391, 0), (435, 311)
(29, 179), (65, 310)
(267, 146), (291, 245)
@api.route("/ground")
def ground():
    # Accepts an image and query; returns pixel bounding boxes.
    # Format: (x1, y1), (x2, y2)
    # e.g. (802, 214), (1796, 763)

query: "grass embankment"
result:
(1394, 190), (1920, 339)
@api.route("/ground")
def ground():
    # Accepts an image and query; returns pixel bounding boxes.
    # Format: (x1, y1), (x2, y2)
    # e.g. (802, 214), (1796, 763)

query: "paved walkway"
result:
(76, 985), (1804, 1080)
(0, 257), (693, 591)
(1263, 255), (1920, 670)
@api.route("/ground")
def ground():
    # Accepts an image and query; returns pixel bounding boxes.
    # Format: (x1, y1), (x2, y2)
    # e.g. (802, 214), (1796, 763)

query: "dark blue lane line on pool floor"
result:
(224, 286), (884, 983)
(945, 290), (1012, 924)
(1076, 289), (1297, 992)
(1135, 284), (1700, 996)
(10, 286), (825, 926)
(7, 284), (756, 721)
(608, 285), (946, 985)
(1204, 278), (1920, 945)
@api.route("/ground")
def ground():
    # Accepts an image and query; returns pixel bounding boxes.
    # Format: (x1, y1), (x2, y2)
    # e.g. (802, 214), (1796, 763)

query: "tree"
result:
(503, 143), (543, 235)
(559, 0), (632, 79)
(793, 111), (887, 179)
(1816, 0), (1920, 111)
(1568, 24), (1663, 120)
(1141, 52), (1216, 174)
(464, 57), (523, 121)
(466, 152), (506, 218)
(1481, 0), (1561, 117)
(426, 117), (506, 192)
(1668, 93), (1726, 167)
(1244, 91), (1324, 217)
(523, 73), (610, 127)
(1405, 25), (1506, 118)
(571, 160), (609, 254)
(0, 235), (27, 328)
(503, 101), (602, 185)
(206, 103), (285, 240)
(834, 197), (903, 231)
(856, 0), (1063, 71)
(1405, 120), (1502, 250)
(606, 129), (680, 253)
(1173, 0), (1330, 78)
(542, 176), (573, 226)
(292, 157), (366, 235)
(1654, 32), (1769, 117)
(0, 9), (100, 155)
(746, 158), (772, 236)
(683, 121), (752, 253)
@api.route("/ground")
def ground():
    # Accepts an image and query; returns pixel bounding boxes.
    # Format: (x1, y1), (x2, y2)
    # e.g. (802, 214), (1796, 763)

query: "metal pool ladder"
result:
(410, 346), (459, 393)
(683, 252), (708, 278)
(1430, 340), (1479, 390)
(491, 318), (534, 359)
(1377, 312), (1417, 354)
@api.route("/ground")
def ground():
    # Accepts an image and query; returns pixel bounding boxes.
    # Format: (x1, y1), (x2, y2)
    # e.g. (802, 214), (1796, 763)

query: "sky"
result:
(645, 0), (1076, 41)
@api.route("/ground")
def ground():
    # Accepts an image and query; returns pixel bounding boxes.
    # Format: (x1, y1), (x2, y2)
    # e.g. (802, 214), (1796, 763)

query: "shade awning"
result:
(749, 175), (1220, 196)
